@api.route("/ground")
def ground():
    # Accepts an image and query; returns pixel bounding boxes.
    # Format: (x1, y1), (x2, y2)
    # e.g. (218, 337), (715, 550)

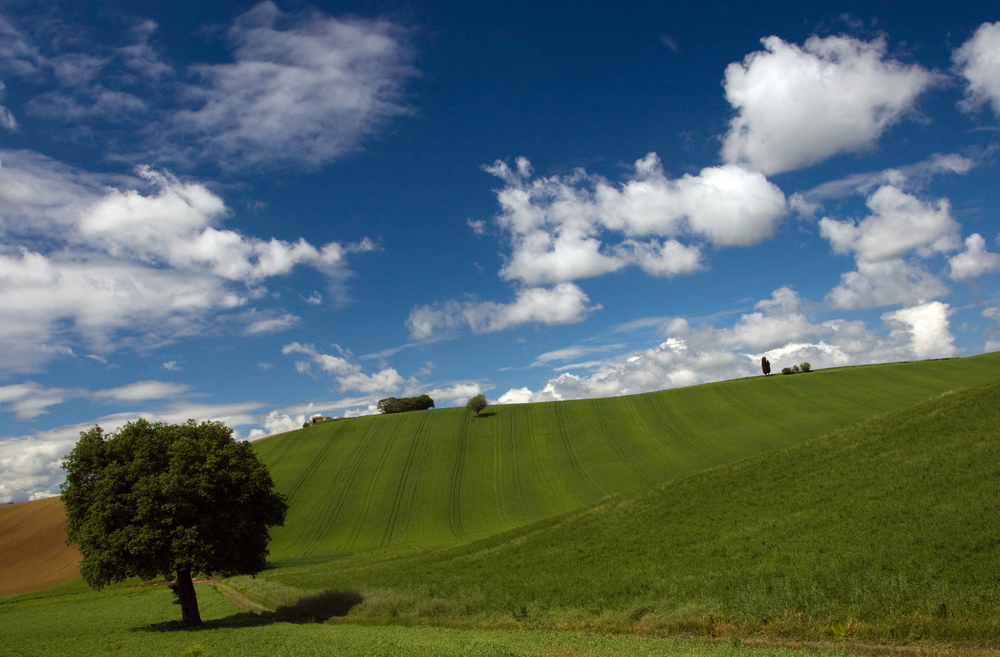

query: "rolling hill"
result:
(4, 352), (1000, 597)
(255, 353), (1000, 563)
(248, 378), (1000, 644)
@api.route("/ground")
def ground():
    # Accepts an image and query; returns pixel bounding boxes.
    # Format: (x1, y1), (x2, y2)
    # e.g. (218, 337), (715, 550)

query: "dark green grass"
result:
(248, 381), (1000, 646)
(0, 583), (849, 657)
(254, 353), (1000, 562)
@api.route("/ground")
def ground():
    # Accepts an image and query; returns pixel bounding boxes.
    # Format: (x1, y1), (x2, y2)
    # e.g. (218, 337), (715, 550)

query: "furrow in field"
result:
(449, 415), (469, 538)
(590, 401), (660, 486)
(521, 406), (562, 511)
(280, 421), (346, 509)
(553, 402), (608, 500)
(346, 416), (401, 550)
(303, 419), (380, 552)
(381, 413), (432, 547)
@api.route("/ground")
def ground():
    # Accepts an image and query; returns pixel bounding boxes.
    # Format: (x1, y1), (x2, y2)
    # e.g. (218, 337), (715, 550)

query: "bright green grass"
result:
(255, 353), (1000, 562)
(249, 381), (1000, 646)
(0, 584), (848, 657)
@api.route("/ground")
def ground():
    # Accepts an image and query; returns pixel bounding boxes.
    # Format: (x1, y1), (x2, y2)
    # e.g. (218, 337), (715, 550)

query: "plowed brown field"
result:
(0, 497), (80, 595)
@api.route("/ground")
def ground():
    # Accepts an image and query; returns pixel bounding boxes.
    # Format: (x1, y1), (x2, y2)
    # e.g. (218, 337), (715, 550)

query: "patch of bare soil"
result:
(0, 497), (81, 595)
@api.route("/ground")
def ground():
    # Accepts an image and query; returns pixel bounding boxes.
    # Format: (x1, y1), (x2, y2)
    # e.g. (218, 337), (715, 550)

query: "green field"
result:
(256, 353), (1000, 562)
(0, 583), (848, 656)
(250, 379), (1000, 646)
(5, 353), (1000, 655)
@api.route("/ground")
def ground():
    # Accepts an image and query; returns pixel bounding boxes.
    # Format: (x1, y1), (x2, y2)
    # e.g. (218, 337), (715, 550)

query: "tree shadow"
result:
(273, 589), (364, 622)
(138, 589), (364, 632)
(475, 412), (496, 418)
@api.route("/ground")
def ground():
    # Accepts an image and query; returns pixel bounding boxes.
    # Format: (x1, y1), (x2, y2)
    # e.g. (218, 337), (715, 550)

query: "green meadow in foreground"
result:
(0, 583), (848, 657)
(241, 380), (1000, 647)
(255, 353), (1000, 564)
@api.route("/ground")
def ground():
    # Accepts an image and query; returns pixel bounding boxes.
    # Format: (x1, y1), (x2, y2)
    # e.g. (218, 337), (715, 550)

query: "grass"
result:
(242, 380), (1000, 647)
(6, 354), (1000, 654)
(255, 353), (1000, 562)
(0, 582), (852, 656)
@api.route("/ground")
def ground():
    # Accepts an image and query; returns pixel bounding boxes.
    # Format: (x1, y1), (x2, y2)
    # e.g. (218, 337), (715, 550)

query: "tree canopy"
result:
(61, 419), (288, 625)
(466, 394), (488, 417)
(377, 395), (435, 414)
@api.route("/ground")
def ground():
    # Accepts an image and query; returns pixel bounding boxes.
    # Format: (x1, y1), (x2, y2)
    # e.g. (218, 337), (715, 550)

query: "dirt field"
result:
(0, 497), (81, 595)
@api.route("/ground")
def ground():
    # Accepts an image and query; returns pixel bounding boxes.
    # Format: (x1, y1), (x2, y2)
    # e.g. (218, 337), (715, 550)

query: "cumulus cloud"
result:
(819, 186), (959, 262)
(949, 233), (1000, 280)
(427, 381), (491, 405)
(485, 153), (785, 286)
(407, 283), (596, 339)
(282, 342), (418, 394)
(722, 34), (936, 174)
(954, 22), (1000, 116)
(883, 302), (957, 360)
(827, 259), (948, 310)
(170, 1), (415, 170)
(0, 151), (367, 370)
(500, 290), (958, 403)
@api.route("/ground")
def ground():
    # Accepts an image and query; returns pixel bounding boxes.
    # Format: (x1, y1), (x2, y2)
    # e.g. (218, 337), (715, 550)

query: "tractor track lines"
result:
(448, 416), (469, 539)
(381, 414), (431, 548)
(553, 403), (608, 500)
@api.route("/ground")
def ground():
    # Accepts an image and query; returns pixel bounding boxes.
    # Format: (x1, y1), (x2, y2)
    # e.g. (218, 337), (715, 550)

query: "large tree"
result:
(61, 419), (288, 625)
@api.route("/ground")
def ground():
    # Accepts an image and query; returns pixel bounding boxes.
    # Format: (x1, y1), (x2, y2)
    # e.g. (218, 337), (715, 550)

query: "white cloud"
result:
(407, 283), (595, 339)
(426, 382), (490, 405)
(343, 405), (380, 418)
(485, 154), (785, 286)
(0, 151), (367, 370)
(827, 258), (948, 310)
(508, 290), (958, 403)
(722, 34), (936, 174)
(0, 382), (74, 419)
(531, 344), (626, 367)
(0, 82), (17, 130)
(170, 1), (415, 170)
(282, 342), (418, 394)
(91, 380), (190, 403)
(819, 185), (959, 262)
(797, 153), (977, 207)
(243, 312), (300, 335)
(954, 22), (1000, 116)
(163, 360), (181, 371)
(497, 387), (533, 404)
(883, 302), (957, 360)
(949, 233), (1000, 280)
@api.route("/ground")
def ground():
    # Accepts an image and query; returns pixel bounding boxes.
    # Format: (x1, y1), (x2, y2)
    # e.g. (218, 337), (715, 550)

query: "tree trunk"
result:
(175, 569), (202, 625)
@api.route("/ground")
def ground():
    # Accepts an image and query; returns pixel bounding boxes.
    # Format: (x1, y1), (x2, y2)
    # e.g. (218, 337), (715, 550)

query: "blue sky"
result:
(1, 0), (999, 503)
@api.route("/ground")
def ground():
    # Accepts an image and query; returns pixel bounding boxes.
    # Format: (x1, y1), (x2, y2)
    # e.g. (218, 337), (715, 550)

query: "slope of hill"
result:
(256, 380), (1000, 644)
(0, 496), (81, 596)
(255, 353), (1000, 562)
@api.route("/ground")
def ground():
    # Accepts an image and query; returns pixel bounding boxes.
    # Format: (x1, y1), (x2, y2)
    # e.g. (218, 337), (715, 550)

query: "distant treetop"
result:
(377, 395), (435, 414)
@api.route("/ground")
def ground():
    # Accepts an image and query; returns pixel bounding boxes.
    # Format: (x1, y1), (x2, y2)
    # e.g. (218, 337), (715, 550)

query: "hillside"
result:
(0, 496), (81, 596)
(4, 352), (1000, 597)
(255, 353), (1000, 562)
(251, 379), (1000, 644)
